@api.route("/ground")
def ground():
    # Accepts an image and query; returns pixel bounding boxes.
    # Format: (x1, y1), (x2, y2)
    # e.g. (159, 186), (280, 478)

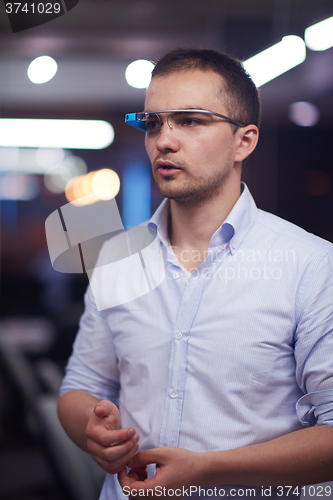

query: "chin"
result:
(157, 187), (208, 206)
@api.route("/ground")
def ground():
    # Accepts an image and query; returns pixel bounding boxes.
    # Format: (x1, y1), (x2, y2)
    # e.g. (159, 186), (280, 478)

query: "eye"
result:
(175, 113), (204, 127)
(182, 117), (199, 126)
(145, 114), (160, 134)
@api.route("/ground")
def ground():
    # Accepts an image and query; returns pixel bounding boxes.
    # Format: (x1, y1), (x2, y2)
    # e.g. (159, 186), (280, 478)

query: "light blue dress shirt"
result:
(60, 184), (333, 500)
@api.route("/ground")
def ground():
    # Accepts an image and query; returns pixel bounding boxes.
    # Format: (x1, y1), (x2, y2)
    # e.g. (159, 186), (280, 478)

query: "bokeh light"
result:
(0, 119), (114, 149)
(305, 16), (333, 51)
(44, 156), (87, 193)
(27, 56), (58, 84)
(289, 101), (320, 127)
(65, 168), (120, 206)
(0, 147), (20, 170)
(125, 59), (154, 89)
(0, 173), (38, 200)
(36, 148), (65, 170)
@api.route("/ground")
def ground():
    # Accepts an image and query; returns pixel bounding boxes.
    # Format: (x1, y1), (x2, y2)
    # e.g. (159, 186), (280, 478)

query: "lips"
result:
(156, 160), (182, 177)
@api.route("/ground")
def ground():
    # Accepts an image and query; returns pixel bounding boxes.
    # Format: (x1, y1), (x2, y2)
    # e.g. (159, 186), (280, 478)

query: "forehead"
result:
(144, 69), (226, 112)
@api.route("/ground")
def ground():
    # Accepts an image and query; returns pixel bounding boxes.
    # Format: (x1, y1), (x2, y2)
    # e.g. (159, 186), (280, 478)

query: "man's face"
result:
(144, 69), (242, 206)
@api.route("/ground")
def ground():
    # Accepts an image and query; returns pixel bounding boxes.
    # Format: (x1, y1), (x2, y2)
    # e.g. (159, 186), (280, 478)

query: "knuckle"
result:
(126, 439), (136, 452)
(104, 446), (119, 462)
(85, 428), (92, 440)
(100, 434), (110, 447)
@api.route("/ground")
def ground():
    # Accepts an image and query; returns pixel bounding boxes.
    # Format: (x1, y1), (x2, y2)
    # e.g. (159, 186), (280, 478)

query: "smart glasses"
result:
(125, 109), (245, 135)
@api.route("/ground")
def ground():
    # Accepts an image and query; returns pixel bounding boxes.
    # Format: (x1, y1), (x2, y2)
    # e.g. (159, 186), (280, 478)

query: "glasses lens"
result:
(143, 113), (161, 134)
(170, 111), (213, 128)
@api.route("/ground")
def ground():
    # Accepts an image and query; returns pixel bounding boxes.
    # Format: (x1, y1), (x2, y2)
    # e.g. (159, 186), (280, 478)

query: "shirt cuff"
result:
(296, 389), (333, 427)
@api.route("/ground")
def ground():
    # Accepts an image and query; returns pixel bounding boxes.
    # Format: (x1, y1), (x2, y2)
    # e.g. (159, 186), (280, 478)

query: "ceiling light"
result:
(27, 56), (58, 84)
(244, 35), (306, 87)
(125, 59), (154, 89)
(305, 16), (333, 51)
(0, 119), (114, 149)
(289, 101), (320, 127)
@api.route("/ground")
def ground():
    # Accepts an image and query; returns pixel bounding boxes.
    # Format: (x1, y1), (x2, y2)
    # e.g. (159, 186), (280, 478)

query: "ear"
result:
(234, 125), (259, 163)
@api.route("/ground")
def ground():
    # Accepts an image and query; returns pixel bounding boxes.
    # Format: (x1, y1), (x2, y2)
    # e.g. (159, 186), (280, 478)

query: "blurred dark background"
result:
(0, 0), (332, 498)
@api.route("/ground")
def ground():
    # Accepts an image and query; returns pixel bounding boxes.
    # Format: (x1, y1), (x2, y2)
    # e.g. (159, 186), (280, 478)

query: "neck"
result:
(168, 181), (241, 272)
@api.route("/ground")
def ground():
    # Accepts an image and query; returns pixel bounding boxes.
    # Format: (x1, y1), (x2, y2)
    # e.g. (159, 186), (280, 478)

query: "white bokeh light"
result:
(125, 59), (154, 89)
(244, 36), (306, 87)
(305, 16), (333, 51)
(289, 101), (320, 127)
(27, 56), (58, 84)
(0, 147), (20, 169)
(0, 119), (114, 149)
(36, 148), (65, 170)
(44, 156), (88, 193)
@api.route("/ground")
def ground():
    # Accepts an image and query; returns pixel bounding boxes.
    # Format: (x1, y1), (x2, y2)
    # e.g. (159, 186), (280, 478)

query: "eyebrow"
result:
(143, 106), (206, 112)
(176, 106), (205, 110)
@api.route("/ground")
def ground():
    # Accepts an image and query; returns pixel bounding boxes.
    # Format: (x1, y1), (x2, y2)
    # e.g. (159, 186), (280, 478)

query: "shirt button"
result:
(175, 332), (183, 340)
(173, 272), (180, 279)
(170, 390), (178, 399)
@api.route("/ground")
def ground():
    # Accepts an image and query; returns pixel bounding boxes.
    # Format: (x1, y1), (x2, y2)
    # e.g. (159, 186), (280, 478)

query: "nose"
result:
(155, 121), (180, 153)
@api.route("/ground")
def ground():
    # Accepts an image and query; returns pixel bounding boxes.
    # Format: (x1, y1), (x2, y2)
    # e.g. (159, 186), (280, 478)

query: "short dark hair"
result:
(151, 48), (261, 130)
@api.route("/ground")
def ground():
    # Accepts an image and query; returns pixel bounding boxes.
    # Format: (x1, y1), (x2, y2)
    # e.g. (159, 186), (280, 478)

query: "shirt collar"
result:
(148, 198), (170, 249)
(222, 182), (258, 255)
(148, 183), (257, 254)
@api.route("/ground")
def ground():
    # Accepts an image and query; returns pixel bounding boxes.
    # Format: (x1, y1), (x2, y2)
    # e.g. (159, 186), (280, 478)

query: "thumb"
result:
(95, 400), (119, 421)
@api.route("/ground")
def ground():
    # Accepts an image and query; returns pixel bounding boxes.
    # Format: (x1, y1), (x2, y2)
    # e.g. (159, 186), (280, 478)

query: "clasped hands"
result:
(85, 400), (200, 499)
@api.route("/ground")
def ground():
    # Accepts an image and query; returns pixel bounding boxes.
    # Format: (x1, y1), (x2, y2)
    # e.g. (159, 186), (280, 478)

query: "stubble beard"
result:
(153, 155), (234, 208)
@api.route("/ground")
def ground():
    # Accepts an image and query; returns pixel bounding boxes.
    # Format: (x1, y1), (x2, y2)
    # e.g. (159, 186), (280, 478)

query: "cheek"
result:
(191, 140), (219, 163)
(145, 136), (157, 155)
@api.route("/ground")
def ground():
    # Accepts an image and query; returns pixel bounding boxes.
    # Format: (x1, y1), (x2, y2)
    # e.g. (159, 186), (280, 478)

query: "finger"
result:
(127, 448), (163, 469)
(94, 400), (115, 416)
(87, 436), (139, 460)
(118, 466), (138, 488)
(118, 465), (148, 488)
(87, 427), (137, 448)
(118, 467), (131, 485)
(128, 466), (148, 481)
(91, 442), (140, 475)
(118, 473), (160, 491)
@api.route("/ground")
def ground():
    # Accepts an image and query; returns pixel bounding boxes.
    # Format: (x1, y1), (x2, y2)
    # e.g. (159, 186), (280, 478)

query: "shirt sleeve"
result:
(294, 249), (333, 427)
(59, 284), (120, 406)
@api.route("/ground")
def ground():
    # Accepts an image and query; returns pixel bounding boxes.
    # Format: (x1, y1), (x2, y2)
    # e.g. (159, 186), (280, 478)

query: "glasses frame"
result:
(125, 109), (245, 132)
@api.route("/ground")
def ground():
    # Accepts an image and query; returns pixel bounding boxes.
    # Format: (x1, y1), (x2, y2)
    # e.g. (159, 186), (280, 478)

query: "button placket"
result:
(159, 276), (205, 448)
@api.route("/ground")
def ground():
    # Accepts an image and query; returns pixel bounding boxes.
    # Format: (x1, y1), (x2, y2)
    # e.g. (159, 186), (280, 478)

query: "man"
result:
(58, 49), (333, 499)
